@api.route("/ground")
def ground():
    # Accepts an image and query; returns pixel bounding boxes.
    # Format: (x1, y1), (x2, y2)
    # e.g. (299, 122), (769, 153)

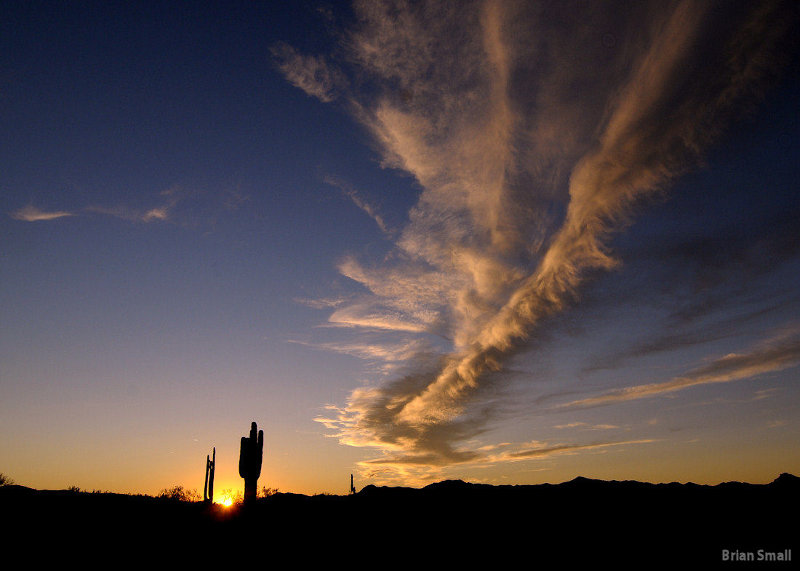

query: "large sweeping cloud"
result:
(277, 0), (798, 480)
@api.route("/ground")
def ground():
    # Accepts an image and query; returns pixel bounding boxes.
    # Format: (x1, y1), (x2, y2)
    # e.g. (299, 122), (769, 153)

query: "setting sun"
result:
(214, 488), (239, 508)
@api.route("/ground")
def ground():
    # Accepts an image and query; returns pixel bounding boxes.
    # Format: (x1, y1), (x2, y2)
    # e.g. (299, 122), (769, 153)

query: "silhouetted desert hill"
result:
(4, 474), (796, 567)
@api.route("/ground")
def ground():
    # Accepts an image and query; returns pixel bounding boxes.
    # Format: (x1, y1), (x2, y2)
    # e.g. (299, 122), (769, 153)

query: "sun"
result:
(214, 490), (237, 508)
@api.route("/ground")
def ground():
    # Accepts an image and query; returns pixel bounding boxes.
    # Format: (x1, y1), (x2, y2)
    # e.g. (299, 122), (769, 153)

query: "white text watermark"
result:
(722, 550), (792, 563)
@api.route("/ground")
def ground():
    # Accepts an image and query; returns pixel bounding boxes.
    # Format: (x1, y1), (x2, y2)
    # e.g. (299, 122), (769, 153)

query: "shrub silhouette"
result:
(260, 486), (278, 497)
(158, 485), (200, 502)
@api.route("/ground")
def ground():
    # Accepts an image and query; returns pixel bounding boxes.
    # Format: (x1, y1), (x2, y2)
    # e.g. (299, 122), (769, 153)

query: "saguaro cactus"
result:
(239, 421), (263, 504)
(203, 447), (215, 504)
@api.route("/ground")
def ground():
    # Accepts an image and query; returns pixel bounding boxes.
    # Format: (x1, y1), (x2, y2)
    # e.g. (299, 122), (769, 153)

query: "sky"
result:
(1, 0), (799, 497)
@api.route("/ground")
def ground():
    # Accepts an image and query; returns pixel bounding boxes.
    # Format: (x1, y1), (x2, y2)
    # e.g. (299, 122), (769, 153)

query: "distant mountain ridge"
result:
(2, 471), (795, 497)
(356, 471), (799, 495)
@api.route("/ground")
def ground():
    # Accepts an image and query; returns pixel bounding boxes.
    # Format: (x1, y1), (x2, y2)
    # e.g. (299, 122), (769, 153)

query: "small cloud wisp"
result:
(11, 205), (74, 222)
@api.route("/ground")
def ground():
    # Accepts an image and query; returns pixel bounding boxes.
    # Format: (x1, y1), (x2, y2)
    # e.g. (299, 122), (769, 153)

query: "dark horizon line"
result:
(3, 471), (797, 499)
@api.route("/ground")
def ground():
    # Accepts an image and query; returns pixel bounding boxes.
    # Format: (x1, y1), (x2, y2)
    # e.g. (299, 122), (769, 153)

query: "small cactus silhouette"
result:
(203, 447), (215, 504)
(239, 421), (263, 503)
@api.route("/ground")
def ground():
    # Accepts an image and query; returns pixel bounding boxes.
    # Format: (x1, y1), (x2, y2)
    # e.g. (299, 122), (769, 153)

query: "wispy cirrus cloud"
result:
(290, 336), (433, 375)
(293, 296), (350, 310)
(554, 422), (620, 431)
(562, 330), (800, 409)
(10, 205), (74, 222)
(323, 175), (392, 236)
(85, 204), (170, 223)
(348, 436), (657, 486)
(502, 439), (656, 461)
(12, 187), (188, 226)
(270, 42), (345, 103)
(278, 0), (799, 478)
(85, 187), (184, 223)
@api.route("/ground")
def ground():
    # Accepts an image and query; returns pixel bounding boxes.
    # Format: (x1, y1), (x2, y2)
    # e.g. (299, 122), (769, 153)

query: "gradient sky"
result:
(2, 1), (799, 497)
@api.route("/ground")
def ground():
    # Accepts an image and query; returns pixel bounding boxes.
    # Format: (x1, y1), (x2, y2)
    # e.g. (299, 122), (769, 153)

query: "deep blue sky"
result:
(1, 1), (798, 495)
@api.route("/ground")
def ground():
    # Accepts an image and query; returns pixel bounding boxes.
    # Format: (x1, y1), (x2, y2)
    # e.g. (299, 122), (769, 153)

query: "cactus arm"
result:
(209, 447), (215, 503)
(256, 429), (264, 479)
(204, 447), (216, 503)
(204, 455), (209, 501)
(238, 436), (248, 478)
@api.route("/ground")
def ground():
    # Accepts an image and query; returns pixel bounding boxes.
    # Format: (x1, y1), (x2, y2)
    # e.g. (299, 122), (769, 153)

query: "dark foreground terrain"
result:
(4, 474), (797, 567)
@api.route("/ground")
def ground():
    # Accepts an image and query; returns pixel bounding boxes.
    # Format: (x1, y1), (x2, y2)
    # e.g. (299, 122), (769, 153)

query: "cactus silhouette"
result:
(239, 421), (263, 503)
(203, 447), (215, 504)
